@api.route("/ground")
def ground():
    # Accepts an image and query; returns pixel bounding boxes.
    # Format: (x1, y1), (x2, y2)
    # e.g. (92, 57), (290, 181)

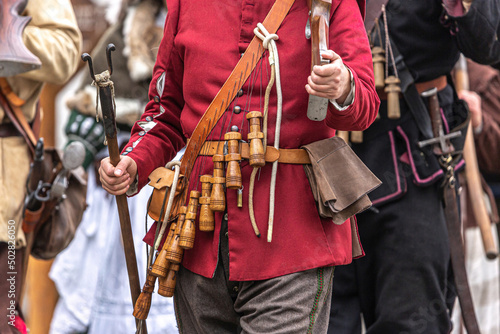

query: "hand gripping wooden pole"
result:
(455, 54), (498, 259)
(82, 44), (147, 333)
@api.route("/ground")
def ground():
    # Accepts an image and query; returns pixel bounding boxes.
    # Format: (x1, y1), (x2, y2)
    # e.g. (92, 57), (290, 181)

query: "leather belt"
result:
(378, 75), (447, 100)
(195, 141), (311, 164)
(0, 122), (22, 137)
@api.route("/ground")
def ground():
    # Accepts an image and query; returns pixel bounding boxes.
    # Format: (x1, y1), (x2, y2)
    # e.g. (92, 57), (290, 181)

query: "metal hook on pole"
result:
(81, 53), (96, 81)
(106, 43), (116, 75)
(81, 42), (116, 80)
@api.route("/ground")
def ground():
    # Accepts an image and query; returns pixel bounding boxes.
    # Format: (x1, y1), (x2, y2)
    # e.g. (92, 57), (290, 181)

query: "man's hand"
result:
(305, 50), (351, 105)
(99, 155), (138, 195)
(458, 90), (482, 130)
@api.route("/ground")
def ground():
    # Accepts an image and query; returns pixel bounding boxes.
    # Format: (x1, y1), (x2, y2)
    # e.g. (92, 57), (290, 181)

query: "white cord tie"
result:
(254, 23), (279, 65)
(252, 22), (283, 243)
(254, 23), (279, 50)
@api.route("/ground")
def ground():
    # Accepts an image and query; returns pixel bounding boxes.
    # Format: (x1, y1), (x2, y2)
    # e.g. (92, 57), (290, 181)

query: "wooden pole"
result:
(83, 46), (147, 333)
(455, 54), (498, 259)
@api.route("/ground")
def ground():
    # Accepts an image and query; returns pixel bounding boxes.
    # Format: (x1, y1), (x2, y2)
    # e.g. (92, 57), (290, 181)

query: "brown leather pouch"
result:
(147, 166), (184, 222)
(302, 137), (381, 224)
(31, 166), (88, 260)
(22, 204), (44, 234)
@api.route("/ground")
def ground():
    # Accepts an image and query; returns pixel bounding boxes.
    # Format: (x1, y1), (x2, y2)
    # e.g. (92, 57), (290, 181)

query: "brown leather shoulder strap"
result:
(443, 184), (481, 334)
(364, 0), (390, 32)
(0, 78), (36, 155)
(0, 77), (26, 107)
(180, 0), (296, 180)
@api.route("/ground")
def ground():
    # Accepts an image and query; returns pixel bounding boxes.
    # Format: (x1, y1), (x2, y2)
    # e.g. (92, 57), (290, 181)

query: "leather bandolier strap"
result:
(194, 140), (311, 165)
(179, 0), (296, 184)
(0, 78), (37, 156)
(443, 181), (481, 334)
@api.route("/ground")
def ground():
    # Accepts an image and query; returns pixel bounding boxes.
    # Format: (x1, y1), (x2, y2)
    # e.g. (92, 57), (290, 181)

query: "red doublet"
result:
(124, 0), (379, 281)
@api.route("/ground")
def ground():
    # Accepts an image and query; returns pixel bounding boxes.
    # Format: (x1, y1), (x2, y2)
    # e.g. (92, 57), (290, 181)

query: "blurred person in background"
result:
(0, 1), (81, 333)
(49, 1), (178, 333)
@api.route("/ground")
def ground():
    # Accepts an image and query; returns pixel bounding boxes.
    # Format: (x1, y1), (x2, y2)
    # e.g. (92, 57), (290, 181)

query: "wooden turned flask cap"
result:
(350, 131), (363, 144)
(199, 175), (215, 232)
(210, 154), (226, 212)
(158, 263), (180, 297)
(372, 46), (386, 90)
(165, 206), (187, 264)
(179, 190), (200, 249)
(385, 76), (401, 119)
(246, 111), (265, 167)
(224, 131), (242, 189)
(151, 222), (176, 277)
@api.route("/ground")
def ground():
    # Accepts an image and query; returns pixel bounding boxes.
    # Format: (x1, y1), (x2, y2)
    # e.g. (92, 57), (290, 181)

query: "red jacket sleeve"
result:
(123, 0), (186, 192)
(325, 0), (380, 131)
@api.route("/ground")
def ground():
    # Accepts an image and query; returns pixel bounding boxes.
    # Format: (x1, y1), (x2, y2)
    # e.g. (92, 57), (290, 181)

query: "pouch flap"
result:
(302, 137), (381, 221)
(148, 167), (176, 190)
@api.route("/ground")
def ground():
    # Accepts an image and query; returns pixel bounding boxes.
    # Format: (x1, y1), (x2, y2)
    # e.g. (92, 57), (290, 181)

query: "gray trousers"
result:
(174, 216), (334, 334)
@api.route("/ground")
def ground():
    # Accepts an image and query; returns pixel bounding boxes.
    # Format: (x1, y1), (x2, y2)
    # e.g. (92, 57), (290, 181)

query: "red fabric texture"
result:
(14, 316), (27, 334)
(128, 0), (379, 281)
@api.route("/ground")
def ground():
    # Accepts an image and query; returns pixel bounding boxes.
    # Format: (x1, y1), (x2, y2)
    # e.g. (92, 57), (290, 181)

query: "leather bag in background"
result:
(25, 148), (88, 260)
(0, 84), (88, 260)
(31, 167), (87, 259)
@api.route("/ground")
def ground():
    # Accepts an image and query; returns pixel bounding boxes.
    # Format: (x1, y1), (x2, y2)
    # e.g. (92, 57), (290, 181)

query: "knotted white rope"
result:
(249, 22), (283, 243)
(92, 70), (116, 145)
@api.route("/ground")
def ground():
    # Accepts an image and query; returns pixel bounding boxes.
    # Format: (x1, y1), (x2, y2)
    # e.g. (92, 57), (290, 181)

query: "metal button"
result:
(232, 286), (239, 292)
(224, 213), (228, 221)
(225, 232), (228, 238)
(125, 147), (133, 153)
(145, 116), (153, 122)
(154, 96), (160, 103)
(139, 131), (146, 136)
(237, 89), (244, 97)
(233, 106), (242, 114)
